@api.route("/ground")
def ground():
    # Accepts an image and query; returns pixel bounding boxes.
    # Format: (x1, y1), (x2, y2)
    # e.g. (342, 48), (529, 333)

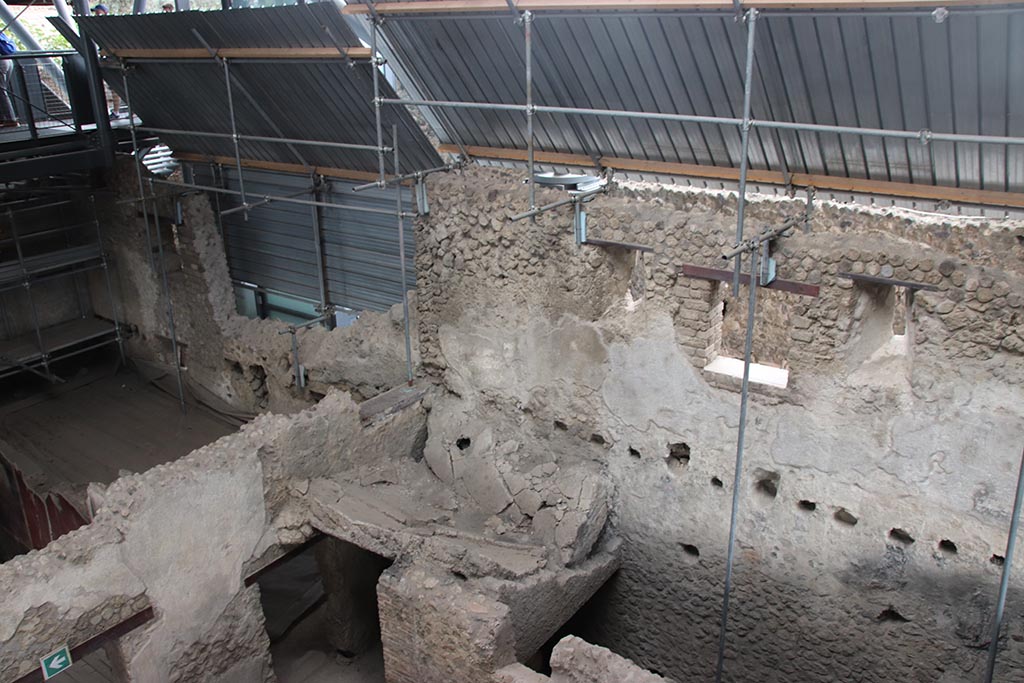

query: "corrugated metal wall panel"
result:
(192, 164), (415, 313)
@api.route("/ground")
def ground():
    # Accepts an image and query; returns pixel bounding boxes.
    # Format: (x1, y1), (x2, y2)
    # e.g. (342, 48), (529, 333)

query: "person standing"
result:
(0, 31), (18, 128)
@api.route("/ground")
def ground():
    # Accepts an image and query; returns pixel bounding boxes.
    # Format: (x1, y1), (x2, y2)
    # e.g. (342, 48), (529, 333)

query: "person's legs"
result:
(0, 59), (18, 125)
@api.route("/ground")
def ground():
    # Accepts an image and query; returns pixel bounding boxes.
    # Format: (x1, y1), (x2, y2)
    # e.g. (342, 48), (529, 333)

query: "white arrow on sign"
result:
(47, 655), (67, 670)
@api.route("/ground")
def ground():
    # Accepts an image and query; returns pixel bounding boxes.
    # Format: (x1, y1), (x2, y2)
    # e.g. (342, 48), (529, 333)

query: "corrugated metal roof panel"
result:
(80, 3), (360, 50)
(374, 7), (1024, 196)
(85, 3), (441, 175)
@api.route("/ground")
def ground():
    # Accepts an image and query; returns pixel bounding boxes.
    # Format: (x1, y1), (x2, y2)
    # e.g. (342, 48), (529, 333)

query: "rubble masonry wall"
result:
(414, 166), (1024, 682)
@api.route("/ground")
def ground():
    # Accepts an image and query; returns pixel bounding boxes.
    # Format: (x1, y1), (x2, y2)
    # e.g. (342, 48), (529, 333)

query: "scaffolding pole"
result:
(222, 59), (248, 216)
(147, 179), (187, 413)
(148, 177), (412, 218)
(379, 98), (1024, 147)
(732, 8), (758, 295)
(137, 126), (388, 153)
(309, 173), (331, 325)
(984, 446), (1024, 683)
(7, 209), (52, 381)
(372, 17), (386, 186)
(523, 9), (535, 212)
(715, 232), (760, 683)
(91, 195), (126, 368)
(393, 124), (414, 384)
(122, 69), (158, 271)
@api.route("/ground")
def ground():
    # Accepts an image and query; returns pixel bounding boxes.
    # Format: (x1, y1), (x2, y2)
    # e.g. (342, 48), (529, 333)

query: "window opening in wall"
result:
(254, 536), (391, 682)
(704, 355), (790, 389)
(839, 272), (938, 369)
(798, 500), (817, 511)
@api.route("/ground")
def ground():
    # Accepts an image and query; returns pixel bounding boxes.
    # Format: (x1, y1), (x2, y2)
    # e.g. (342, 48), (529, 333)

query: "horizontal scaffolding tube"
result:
(139, 126), (389, 153)
(350, 162), (459, 192)
(382, 98), (1024, 147)
(509, 187), (605, 221)
(219, 185), (315, 217)
(149, 178), (411, 217)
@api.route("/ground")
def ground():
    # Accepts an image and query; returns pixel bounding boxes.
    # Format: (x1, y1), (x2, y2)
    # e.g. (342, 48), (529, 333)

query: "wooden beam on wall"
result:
(111, 47), (371, 59)
(342, 0), (1021, 14)
(174, 152), (413, 185)
(437, 143), (1024, 209)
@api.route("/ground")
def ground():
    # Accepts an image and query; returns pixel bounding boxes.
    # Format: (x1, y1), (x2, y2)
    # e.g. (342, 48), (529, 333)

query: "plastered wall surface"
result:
(414, 166), (1024, 681)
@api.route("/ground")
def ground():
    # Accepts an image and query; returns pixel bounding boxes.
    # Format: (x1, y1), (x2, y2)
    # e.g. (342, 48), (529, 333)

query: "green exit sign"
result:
(40, 645), (72, 680)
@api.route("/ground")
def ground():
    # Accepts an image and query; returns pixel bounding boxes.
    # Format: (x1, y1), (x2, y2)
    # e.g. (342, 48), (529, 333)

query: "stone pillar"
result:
(314, 536), (392, 656)
(377, 563), (517, 683)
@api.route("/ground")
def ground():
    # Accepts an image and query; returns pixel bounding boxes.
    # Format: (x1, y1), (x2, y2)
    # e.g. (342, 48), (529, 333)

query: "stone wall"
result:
(496, 635), (667, 683)
(96, 161), (417, 415)
(413, 166), (1024, 681)
(0, 389), (428, 682)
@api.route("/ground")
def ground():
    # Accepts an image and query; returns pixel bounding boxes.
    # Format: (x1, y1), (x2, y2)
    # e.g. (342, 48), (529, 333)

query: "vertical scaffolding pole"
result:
(309, 172), (331, 328)
(147, 179), (186, 413)
(121, 68), (157, 271)
(731, 9), (758, 296)
(372, 18), (386, 186)
(715, 241), (761, 683)
(523, 9), (535, 212)
(393, 124), (413, 385)
(91, 194), (126, 367)
(984, 446), (1024, 683)
(8, 209), (51, 379)
(222, 59), (247, 215)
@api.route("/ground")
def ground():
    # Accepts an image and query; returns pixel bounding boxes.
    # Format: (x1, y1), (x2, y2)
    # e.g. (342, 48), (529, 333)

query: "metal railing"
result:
(0, 50), (97, 141)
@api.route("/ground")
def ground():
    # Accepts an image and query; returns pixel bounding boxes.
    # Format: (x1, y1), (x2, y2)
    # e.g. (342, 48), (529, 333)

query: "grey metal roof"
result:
(81, 3), (361, 51)
(373, 7), (1024, 195)
(82, 3), (442, 175)
(191, 163), (416, 312)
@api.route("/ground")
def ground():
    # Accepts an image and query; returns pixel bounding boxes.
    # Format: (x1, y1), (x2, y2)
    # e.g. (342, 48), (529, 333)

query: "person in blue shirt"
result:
(0, 31), (18, 127)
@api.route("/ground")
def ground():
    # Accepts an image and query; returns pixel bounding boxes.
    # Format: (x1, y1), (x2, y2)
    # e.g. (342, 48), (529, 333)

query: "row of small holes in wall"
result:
(626, 442), (691, 469)
(796, 499), (1005, 566)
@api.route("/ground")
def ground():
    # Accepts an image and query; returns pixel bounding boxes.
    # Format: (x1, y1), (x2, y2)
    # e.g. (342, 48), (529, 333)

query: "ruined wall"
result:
(96, 161), (417, 415)
(0, 389), (429, 682)
(414, 166), (1024, 681)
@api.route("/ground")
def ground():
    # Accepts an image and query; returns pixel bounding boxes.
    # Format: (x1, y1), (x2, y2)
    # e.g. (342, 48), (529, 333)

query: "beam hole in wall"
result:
(877, 607), (910, 623)
(628, 446), (641, 459)
(590, 433), (607, 446)
(833, 508), (858, 526)
(991, 554), (1005, 566)
(798, 500), (817, 511)
(711, 476), (723, 488)
(455, 437), (471, 451)
(666, 442), (690, 470)
(553, 420), (568, 431)
(753, 469), (780, 499)
(889, 528), (915, 545)
(938, 539), (958, 555)
(680, 543), (700, 559)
